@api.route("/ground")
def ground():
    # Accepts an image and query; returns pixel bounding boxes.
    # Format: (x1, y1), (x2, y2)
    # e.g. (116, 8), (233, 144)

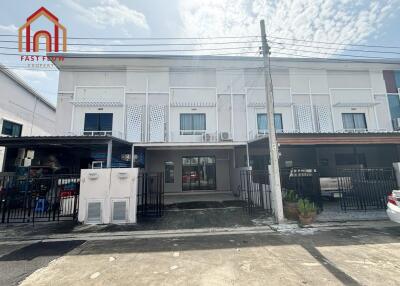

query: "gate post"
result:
(392, 162), (400, 188)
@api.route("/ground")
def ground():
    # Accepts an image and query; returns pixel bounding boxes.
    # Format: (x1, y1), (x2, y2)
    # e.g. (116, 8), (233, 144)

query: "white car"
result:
(387, 190), (400, 223)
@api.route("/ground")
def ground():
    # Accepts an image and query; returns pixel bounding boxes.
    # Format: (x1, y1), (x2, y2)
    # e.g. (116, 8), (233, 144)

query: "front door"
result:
(182, 156), (216, 191)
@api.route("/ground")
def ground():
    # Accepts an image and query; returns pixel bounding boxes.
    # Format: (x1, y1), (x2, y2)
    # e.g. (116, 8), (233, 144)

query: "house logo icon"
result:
(18, 7), (67, 53)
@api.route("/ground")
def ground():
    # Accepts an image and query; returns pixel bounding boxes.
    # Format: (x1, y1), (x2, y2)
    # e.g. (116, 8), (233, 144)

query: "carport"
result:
(0, 135), (134, 173)
(246, 132), (400, 216)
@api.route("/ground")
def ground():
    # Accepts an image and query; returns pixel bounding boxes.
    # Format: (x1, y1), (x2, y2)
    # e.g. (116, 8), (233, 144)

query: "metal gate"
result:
(239, 170), (272, 215)
(0, 174), (80, 224)
(338, 168), (397, 210)
(280, 168), (323, 210)
(137, 172), (164, 218)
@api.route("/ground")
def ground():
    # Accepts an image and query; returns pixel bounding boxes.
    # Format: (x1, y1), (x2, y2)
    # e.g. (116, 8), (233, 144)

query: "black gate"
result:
(239, 170), (272, 215)
(280, 168), (323, 210)
(0, 174), (80, 224)
(338, 168), (397, 210)
(137, 172), (164, 218)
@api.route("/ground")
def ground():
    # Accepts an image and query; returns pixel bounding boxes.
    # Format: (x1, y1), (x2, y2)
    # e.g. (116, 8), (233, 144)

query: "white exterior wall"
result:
(0, 69), (56, 170)
(54, 56), (400, 144)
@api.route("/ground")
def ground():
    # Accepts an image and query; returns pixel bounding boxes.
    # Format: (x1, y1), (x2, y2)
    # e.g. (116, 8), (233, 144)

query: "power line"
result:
(3, 32), (400, 49)
(0, 34), (261, 40)
(269, 40), (400, 56)
(0, 45), (259, 54)
(267, 35), (400, 50)
(0, 39), (262, 47)
(268, 45), (400, 60)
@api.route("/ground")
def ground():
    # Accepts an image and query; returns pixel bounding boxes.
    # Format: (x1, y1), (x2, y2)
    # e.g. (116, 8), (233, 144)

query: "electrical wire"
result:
(2, 32), (400, 49)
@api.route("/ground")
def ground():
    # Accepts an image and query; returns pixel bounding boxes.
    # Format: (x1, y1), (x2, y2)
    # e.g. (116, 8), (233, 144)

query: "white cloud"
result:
(66, 0), (149, 30)
(0, 24), (18, 33)
(179, 0), (400, 57)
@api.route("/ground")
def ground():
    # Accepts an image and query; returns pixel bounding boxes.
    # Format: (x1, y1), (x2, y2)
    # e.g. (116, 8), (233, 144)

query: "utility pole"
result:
(260, 20), (284, 223)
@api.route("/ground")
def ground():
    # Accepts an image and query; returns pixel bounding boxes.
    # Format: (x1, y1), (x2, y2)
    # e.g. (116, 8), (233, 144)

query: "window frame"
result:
(179, 113), (206, 135)
(84, 113), (113, 134)
(1, 119), (22, 137)
(341, 113), (367, 131)
(256, 113), (283, 134)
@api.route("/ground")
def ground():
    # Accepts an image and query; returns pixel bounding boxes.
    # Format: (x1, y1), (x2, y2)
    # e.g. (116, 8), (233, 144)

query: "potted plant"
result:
(283, 190), (299, 220)
(297, 199), (317, 225)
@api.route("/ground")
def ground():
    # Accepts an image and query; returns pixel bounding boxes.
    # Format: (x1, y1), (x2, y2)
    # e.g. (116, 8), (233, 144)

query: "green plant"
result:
(297, 199), (317, 216)
(284, 190), (298, 203)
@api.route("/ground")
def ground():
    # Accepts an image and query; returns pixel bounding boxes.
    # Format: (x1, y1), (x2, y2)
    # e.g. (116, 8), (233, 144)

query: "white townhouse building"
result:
(0, 65), (56, 171)
(0, 53), (400, 196)
(29, 54), (400, 193)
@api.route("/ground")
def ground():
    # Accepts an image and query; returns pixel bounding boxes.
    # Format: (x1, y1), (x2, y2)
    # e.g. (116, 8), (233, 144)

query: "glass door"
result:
(182, 156), (216, 191)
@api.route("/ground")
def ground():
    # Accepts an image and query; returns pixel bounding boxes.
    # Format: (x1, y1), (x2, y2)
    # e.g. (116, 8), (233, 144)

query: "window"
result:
(84, 113), (113, 135)
(341, 113), (367, 130)
(1, 120), (22, 137)
(165, 161), (175, 183)
(180, 113), (206, 135)
(388, 94), (400, 129)
(257, 113), (283, 134)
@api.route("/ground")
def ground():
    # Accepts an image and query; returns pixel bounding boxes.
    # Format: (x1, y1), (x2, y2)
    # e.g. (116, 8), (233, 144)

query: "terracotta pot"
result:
(283, 202), (299, 220)
(298, 212), (316, 225)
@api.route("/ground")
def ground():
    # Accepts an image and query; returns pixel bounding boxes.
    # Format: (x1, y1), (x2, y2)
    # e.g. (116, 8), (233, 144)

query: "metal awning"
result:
(0, 135), (132, 148)
(249, 132), (400, 146)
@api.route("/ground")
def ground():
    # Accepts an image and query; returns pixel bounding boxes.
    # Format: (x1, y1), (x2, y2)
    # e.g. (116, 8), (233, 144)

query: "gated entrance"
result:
(338, 168), (397, 211)
(239, 170), (272, 215)
(137, 172), (164, 218)
(0, 174), (80, 224)
(280, 168), (323, 210)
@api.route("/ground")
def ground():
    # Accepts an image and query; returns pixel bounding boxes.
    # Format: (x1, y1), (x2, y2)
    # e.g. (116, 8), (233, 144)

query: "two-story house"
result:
(2, 54), (400, 194)
(40, 53), (400, 193)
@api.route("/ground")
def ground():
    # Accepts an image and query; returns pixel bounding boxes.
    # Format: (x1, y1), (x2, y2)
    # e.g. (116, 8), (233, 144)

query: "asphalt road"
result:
(0, 240), (84, 286)
(1, 221), (399, 286)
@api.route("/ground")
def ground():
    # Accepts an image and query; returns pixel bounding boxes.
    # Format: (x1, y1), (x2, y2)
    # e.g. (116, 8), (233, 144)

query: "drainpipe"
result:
(246, 143), (250, 167)
(106, 140), (113, 168)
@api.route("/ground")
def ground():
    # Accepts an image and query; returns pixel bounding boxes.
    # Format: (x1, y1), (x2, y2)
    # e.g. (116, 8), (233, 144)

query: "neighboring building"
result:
(0, 64), (56, 170)
(45, 53), (400, 193)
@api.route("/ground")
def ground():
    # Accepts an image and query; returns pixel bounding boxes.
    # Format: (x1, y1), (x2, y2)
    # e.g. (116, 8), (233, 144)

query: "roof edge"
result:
(0, 63), (56, 111)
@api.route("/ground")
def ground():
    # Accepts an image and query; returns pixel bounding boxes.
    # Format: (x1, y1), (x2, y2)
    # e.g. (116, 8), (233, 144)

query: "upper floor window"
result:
(1, 120), (22, 137)
(180, 113), (206, 135)
(341, 113), (367, 131)
(388, 94), (400, 129)
(84, 113), (113, 135)
(257, 113), (283, 134)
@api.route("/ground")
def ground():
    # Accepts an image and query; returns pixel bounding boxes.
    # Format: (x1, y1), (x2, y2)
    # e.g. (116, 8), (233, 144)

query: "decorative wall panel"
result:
(149, 105), (166, 142)
(295, 105), (313, 132)
(314, 105), (333, 132)
(126, 105), (144, 142)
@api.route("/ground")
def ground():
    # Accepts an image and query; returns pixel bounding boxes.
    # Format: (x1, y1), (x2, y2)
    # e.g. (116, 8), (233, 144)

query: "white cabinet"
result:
(78, 168), (138, 224)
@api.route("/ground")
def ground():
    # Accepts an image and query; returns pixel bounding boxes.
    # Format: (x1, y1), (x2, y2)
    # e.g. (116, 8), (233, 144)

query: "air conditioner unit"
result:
(220, 132), (232, 141)
(203, 133), (212, 142)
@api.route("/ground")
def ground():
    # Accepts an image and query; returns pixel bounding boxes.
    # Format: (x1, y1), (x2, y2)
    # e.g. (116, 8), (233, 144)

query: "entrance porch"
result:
(137, 143), (246, 195)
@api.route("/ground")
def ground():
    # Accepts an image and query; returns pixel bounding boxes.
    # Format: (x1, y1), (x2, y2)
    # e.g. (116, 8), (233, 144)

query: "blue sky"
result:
(1, 0), (400, 105)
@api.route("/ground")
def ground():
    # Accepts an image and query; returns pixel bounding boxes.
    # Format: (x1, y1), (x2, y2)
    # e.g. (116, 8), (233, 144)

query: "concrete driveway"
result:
(4, 221), (399, 286)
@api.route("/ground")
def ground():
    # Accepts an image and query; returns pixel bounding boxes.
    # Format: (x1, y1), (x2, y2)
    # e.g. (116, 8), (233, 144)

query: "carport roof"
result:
(0, 135), (132, 148)
(249, 132), (400, 146)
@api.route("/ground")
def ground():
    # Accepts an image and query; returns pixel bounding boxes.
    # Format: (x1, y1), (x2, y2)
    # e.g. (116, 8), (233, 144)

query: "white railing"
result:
(169, 131), (218, 143)
(68, 130), (126, 139)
